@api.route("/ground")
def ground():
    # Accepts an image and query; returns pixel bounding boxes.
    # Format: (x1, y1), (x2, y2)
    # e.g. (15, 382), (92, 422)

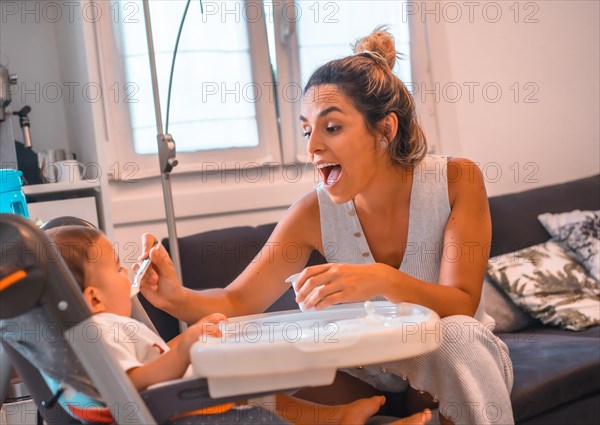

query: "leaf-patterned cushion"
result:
(487, 240), (600, 331)
(538, 210), (600, 281)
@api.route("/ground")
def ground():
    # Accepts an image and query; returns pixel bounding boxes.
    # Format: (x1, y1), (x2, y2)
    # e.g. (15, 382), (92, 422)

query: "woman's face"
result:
(84, 235), (133, 317)
(300, 84), (383, 203)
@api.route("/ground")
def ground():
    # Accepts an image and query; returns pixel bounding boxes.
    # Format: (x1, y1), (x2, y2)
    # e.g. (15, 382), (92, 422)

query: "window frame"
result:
(95, 0), (282, 181)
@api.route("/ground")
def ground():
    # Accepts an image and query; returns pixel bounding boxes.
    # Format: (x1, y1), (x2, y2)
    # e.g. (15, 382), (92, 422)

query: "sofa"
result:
(141, 174), (600, 424)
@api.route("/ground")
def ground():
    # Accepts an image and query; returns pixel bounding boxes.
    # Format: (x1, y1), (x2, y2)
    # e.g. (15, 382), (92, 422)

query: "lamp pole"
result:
(141, 0), (186, 331)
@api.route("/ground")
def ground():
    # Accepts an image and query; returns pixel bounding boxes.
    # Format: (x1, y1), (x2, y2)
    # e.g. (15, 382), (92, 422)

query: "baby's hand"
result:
(177, 313), (227, 357)
(194, 313), (227, 338)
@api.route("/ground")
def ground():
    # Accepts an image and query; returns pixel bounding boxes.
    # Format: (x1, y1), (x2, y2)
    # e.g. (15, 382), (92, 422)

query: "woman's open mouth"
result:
(316, 162), (342, 187)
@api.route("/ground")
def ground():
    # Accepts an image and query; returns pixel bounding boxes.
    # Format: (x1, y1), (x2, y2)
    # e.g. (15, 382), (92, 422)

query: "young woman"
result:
(139, 28), (513, 425)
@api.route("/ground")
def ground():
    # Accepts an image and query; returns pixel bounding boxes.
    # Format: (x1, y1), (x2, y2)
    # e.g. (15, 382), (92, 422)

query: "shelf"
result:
(22, 180), (104, 230)
(22, 180), (101, 196)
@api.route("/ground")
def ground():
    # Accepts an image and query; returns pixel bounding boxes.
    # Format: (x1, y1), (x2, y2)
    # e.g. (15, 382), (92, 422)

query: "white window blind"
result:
(117, 0), (265, 154)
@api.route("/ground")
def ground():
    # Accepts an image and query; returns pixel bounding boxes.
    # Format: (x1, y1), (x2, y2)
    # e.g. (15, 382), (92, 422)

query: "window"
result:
(100, 1), (415, 179)
(100, 0), (278, 179)
(269, 1), (412, 162)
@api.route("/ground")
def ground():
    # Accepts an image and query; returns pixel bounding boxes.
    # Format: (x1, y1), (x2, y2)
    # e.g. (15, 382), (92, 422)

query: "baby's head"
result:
(47, 226), (132, 317)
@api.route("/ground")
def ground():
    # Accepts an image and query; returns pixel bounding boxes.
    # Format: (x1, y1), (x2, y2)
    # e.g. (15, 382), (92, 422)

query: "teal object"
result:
(0, 169), (30, 218)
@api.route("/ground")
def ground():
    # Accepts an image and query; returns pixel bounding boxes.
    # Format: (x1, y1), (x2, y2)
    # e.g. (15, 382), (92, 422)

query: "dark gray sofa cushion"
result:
(500, 331), (600, 422)
(489, 175), (600, 257)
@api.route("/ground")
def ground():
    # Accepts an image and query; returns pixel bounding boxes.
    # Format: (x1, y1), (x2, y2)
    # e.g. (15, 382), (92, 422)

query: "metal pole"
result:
(142, 0), (164, 137)
(141, 0), (186, 332)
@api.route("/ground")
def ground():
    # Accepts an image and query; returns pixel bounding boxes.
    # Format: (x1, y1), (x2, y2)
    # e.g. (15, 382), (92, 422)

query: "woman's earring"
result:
(379, 140), (388, 149)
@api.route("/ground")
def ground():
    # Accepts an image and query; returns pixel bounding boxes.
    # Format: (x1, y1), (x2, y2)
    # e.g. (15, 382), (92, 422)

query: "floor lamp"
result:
(141, 0), (186, 331)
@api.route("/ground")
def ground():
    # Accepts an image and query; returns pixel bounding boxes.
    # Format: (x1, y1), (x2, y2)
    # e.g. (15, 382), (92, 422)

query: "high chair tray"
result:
(190, 301), (440, 397)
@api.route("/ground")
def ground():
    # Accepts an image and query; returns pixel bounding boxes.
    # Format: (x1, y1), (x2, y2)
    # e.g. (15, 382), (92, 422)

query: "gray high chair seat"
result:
(0, 214), (289, 425)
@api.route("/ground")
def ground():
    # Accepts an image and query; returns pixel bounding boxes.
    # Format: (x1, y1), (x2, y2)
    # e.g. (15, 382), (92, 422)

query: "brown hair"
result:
(303, 26), (427, 167)
(46, 226), (104, 291)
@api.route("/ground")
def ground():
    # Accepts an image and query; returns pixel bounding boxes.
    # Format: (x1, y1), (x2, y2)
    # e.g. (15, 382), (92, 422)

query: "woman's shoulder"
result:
(420, 154), (479, 172)
(445, 157), (487, 209)
(273, 188), (321, 249)
(444, 156), (482, 178)
(289, 188), (320, 229)
(288, 187), (319, 214)
(415, 155), (483, 188)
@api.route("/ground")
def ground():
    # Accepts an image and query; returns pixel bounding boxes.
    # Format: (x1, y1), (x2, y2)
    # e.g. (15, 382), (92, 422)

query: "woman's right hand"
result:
(137, 233), (183, 311)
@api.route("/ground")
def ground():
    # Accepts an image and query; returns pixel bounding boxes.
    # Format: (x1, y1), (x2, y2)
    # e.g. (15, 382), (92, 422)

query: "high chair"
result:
(0, 214), (289, 424)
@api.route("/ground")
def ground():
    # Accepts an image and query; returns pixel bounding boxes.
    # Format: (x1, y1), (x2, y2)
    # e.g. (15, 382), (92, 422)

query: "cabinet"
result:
(23, 180), (104, 230)
(0, 399), (37, 425)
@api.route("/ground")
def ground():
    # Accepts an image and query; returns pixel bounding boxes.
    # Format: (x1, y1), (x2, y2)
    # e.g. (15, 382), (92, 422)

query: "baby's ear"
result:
(83, 286), (105, 313)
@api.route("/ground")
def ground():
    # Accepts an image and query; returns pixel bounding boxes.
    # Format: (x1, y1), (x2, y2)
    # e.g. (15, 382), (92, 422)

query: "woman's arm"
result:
(295, 159), (491, 318)
(385, 157), (490, 316)
(428, 157), (491, 315)
(139, 191), (322, 322)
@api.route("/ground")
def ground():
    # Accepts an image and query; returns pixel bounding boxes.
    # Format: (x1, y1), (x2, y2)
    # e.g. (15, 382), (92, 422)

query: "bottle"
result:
(0, 169), (30, 218)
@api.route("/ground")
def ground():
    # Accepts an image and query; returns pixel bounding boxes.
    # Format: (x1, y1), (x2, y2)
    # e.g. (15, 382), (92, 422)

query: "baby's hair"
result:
(46, 226), (104, 291)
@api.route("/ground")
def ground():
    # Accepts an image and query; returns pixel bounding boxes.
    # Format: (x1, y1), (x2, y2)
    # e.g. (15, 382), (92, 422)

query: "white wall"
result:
(1, 0), (113, 231)
(418, 0), (600, 196)
(0, 0), (70, 154)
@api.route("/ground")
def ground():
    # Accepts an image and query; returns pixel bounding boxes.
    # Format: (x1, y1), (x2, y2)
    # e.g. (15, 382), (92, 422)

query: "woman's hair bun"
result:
(353, 26), (398, 70)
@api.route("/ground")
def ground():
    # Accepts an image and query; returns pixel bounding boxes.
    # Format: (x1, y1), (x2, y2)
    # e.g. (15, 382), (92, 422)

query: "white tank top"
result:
(316, 154), (493, 325)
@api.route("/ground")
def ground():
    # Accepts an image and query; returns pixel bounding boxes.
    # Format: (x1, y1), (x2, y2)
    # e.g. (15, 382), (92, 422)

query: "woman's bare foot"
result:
(276, 394), (384, 425)
(337, 395), (386, 424)
(390, 409), (433, 425)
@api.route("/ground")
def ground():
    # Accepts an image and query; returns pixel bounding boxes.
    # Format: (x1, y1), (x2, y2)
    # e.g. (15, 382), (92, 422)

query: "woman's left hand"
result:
(293, 263), (397, 310)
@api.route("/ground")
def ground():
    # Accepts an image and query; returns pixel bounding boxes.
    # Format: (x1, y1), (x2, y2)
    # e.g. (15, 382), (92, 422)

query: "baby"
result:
(48, 225), (430, 425)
